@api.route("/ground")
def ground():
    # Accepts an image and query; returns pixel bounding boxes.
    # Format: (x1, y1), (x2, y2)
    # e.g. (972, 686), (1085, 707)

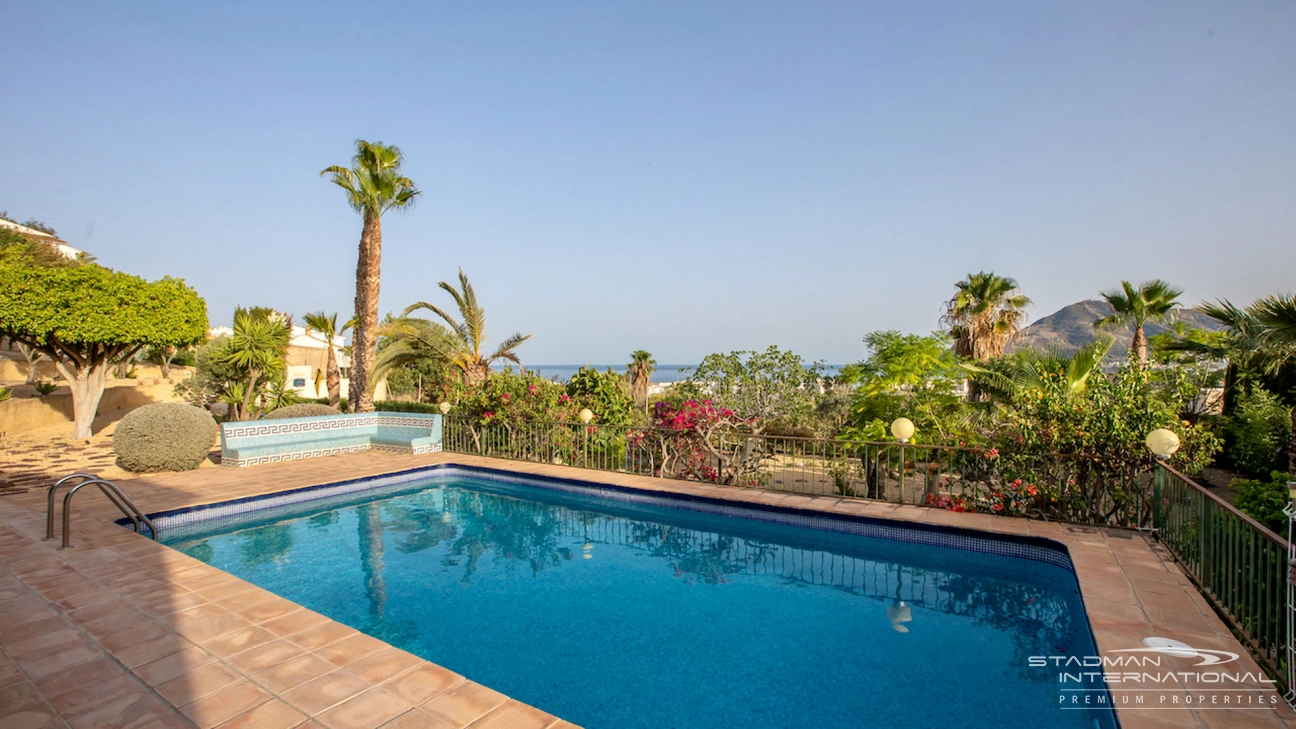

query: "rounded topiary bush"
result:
(113, 403), (219, 473)
(261, 403), (343, 420)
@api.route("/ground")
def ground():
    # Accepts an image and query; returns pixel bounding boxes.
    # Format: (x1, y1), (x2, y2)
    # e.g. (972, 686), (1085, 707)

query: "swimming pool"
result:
(152, 466), (1117, 728)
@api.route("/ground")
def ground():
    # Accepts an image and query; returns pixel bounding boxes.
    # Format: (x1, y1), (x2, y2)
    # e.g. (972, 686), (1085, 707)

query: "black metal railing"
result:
(1153, 463), (1288, 684)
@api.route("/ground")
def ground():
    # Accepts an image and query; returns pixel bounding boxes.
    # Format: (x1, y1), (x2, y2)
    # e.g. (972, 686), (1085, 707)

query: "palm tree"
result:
(940, 272), (1033, 363)
(372, 269), (530, 387)
(321, 140), (420, 413)
(1093, 279), (1182, 368)
(964, 336), (1114, 403)
(1254, 294), (1296, 349)
(303, 312), (356, 409)
(627, 350), (656, 411)
(219, 309), (290, 420)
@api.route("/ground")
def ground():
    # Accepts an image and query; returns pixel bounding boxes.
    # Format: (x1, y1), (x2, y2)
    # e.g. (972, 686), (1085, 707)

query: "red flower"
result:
(992, 503), (1004, 512)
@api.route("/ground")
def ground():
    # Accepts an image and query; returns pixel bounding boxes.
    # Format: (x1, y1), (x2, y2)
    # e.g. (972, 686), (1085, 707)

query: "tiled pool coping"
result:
(1, 449), (1293, 729)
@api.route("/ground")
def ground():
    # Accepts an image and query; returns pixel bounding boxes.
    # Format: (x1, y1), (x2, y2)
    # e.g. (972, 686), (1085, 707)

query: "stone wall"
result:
(0, 381), (187, 438)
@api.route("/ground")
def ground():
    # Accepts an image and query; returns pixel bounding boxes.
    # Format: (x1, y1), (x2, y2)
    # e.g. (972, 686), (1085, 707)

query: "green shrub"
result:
(34, 380), (58, 396)
(113, 403), (218, 473)
(1232, 471), (1292, 535)
(373, 400), (442, 414)
(261, 403), (343, 420)
(0, 386), (10, 402)
(310, 397), (348, 410)
(1224, 387), (1292, 477)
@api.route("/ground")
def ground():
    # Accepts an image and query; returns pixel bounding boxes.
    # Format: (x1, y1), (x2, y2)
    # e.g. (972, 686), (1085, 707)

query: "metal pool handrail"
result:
(46, 474), (159, 549)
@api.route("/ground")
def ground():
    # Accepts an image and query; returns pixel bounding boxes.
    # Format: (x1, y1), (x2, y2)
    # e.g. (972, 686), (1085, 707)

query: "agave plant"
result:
(0, 386), (11, 402)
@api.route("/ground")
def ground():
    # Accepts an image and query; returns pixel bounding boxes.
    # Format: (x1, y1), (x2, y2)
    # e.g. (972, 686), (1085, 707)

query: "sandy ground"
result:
(0, 421), (218, 497)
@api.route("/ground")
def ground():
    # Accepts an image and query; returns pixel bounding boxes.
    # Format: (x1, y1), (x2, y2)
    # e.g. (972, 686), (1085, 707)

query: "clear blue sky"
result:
(3, 1), (1293, 364)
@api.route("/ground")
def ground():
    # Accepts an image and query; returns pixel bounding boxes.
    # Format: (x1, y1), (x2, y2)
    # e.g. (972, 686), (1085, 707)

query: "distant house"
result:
(205, 323), (385, 404)
(284, 325), (353, 400)
(0, 219), (88, 261)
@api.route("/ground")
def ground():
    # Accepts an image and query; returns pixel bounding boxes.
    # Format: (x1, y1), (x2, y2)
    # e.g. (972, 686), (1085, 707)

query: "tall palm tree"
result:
(1093, 279), (1182, 368)
(321, 140), (420, 412)
(303, 311), (356, 409)
(941, 271), (1033, 362)
(372, 269), (530, 387)
(627, 350), (656, 411)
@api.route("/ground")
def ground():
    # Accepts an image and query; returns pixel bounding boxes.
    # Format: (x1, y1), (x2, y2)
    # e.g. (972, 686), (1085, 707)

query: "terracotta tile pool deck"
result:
(0, 450), (1292, 729)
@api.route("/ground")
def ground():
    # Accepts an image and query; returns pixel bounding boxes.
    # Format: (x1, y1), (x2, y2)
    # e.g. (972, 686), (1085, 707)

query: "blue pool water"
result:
(160, 468), (1117, 729)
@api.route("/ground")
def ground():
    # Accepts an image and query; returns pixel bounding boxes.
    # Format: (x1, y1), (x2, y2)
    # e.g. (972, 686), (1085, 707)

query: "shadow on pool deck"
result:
(0, 449), (1291, 729)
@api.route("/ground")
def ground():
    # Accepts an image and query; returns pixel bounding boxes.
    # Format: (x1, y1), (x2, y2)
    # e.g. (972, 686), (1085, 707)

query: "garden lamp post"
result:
(1146, 429), (1179, 528)
(891, 418), (914, 505)
(438, 401), (451, 449)
(579, 408), (594, 468)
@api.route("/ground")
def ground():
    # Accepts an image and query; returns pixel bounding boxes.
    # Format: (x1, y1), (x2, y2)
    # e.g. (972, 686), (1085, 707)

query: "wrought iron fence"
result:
(1153, 463), (1288, 686)
(441, 416), (1152, 526)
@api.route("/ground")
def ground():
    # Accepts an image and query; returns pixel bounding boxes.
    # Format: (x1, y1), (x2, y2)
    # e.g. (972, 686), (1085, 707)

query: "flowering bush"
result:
(624, 400), (765, 485)
(925, 477), (1042, 516)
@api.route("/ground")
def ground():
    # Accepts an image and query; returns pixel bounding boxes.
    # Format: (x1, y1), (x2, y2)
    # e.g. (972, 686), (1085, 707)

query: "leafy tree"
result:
(174, 336), (237, 408)
(676, 346), (823, 434)
(0, 264), (208, 438)
(989, 365), (1219, 524)
(940, 271), (1032, 363)
(627, 350), (656, 411)
(839, 331), (967, 443)
(303, 311), (355, 409)
(1223, 387), (1292, 477)
(1094, 279), (1183, 368)
(322, 140), (420, 413)
(373, 269), (529, 387)
(567, 366), (635, 426)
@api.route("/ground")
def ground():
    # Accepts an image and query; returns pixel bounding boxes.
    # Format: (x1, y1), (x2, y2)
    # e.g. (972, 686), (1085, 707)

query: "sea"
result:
(511, 364), (847, 384)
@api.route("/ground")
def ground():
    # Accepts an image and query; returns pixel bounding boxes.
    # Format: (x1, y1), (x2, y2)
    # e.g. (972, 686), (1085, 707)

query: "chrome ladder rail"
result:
(47, 474), (159, 549)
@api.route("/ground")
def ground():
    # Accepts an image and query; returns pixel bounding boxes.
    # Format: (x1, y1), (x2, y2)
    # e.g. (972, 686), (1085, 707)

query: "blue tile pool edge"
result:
(119, 462), (1078, 574)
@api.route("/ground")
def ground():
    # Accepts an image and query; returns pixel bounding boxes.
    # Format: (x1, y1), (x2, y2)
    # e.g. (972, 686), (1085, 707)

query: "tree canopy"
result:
(0, 262), (208, 437)
(0, 264), (208, 362)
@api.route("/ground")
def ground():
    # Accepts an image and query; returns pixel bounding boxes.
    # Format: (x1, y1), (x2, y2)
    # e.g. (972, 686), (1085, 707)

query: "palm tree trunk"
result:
(326, 345), (342, 409)
(351, 211), (382, 413)
(1132, 325), (1147, 368)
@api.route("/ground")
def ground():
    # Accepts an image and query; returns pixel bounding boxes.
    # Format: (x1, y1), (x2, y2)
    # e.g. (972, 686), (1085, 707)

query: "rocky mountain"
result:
(1008, 300), (1224, 359)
